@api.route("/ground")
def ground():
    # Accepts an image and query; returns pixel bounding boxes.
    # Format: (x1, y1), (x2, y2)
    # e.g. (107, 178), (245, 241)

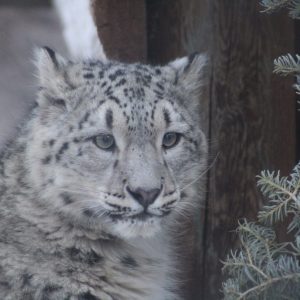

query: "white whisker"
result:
(179, 152), (219, 192)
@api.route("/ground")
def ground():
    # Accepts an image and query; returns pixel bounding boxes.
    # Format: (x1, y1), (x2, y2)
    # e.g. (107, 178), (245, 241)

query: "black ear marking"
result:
(184, 52), (199, 72)
(42, 46), (59, 69)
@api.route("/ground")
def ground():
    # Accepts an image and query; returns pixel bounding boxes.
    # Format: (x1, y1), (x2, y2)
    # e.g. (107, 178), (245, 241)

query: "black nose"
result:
(126, 187), (161, 208)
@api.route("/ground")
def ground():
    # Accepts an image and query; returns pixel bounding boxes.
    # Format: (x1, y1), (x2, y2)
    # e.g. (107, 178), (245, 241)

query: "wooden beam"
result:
(92, 0), (147, 63)
(201, 2), (296, 299)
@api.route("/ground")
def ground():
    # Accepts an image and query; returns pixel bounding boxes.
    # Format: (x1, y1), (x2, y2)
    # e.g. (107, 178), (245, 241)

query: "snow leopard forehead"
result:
(34, 47), (207, 144)
(35, 47), (207, 123)
(73, 61), (174, 133)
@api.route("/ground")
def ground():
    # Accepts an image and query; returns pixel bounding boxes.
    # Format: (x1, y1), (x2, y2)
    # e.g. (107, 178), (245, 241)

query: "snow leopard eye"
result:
(93, 134), (115, 151)
(162, 132), (181, 149)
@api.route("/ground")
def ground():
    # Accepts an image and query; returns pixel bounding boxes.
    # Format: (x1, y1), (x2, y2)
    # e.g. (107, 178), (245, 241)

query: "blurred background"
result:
(0, 0), (66, 146)
(0, 1), (299, 299)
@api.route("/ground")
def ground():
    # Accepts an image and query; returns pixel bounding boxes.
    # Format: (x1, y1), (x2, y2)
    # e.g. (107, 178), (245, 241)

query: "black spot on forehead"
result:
(105, 109), (113, 129)
(83, 73), (94, 79)
(48, 139), (56, 147)
(109, 69), (126, 81)
(109, 95), (120, 105)
(104, 86), (113, 96)
(78, 111), (91, 130)
(55, 142), (69, 162)
(96, 100), (106, 109)
(41, 155), (52, 165)
(163, 109), (171, 126)
(115, 78), (127, 87)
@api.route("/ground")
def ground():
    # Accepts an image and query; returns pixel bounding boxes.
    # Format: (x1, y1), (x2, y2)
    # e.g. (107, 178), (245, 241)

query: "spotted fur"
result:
(0, 48), (208, 299)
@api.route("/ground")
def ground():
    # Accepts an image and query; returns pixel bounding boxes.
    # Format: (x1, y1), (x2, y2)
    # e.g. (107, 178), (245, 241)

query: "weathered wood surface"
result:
(92, 0), (147, 63)
(93, 1), (297, 299)
(202, 3), (295, 299)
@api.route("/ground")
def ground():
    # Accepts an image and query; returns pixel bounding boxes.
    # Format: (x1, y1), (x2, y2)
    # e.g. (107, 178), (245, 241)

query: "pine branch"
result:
(237, 273), (300, 300)
(257, 165), (300, 225)
(260, 0), (293, 13)
(274, 54), (300, 76)
(222, 162), (300, 300)
(260, 0), (300, 18)
(288, 0), (300, 18)
(273, 56), (300, 105)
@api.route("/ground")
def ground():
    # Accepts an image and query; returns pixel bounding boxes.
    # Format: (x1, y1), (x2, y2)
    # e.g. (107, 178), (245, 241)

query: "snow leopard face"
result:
(26, 48), (207, 238)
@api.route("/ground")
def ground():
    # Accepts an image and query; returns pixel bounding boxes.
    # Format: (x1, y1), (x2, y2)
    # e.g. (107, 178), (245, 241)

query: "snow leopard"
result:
(0, 47), (207, 300)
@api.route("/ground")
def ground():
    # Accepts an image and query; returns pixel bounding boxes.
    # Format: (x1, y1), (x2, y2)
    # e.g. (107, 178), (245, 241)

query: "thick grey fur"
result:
(0, 48), (207, 300)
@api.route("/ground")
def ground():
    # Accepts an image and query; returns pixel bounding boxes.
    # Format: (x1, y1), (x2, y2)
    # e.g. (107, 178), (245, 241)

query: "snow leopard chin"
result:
(109, 216), (163, 239)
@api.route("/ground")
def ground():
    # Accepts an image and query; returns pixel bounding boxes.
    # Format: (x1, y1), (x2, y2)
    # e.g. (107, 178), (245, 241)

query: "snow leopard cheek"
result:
(164, 140), (202, 185)
(63, 143), (115, 175)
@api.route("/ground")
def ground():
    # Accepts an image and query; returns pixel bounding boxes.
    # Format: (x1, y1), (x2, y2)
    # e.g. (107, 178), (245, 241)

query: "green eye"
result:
(162, 132), (181, 149)
(93, 134), (115, 150)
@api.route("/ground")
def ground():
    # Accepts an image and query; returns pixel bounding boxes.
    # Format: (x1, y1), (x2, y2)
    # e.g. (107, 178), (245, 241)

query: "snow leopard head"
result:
(26, 47), (207, 238)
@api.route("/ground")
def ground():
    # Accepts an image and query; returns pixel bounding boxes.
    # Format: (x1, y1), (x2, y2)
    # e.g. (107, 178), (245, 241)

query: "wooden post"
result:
(201, 3), (296, 299)
(92, 0), (147, 63)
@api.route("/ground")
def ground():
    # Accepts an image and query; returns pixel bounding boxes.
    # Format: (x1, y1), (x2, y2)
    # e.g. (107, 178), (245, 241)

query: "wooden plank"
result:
(201, 2), (296, 299)
(92, 0), (147, 62)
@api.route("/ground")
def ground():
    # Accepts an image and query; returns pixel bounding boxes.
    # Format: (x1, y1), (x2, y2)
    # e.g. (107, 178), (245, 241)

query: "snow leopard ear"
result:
(169, 52), (208, 97)
(34, 47), (74, 109)
(35, 47), (69, 86)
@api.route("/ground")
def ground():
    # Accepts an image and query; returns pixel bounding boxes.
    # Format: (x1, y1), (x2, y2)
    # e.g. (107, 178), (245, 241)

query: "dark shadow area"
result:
(0, 0), (50, 6)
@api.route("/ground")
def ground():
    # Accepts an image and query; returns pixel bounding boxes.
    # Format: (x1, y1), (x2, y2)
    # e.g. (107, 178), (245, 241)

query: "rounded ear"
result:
(34, 47), (74, 110)
(168, 53), (208, 93)
(34, 47), (69, 87)
(167, 53), (209, 116)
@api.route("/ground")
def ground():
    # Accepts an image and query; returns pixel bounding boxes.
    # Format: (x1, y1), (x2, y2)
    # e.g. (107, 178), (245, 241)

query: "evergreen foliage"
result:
(261, 0), (300, 18)
(222, 163), (300, 299)
(222, 2), (300, 299)
(267, 0), (300, 95)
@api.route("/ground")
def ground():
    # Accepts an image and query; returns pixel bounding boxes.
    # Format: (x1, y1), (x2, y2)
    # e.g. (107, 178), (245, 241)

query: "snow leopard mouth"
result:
(131, 211), (170, 220)
(108, 211), (170, 222)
